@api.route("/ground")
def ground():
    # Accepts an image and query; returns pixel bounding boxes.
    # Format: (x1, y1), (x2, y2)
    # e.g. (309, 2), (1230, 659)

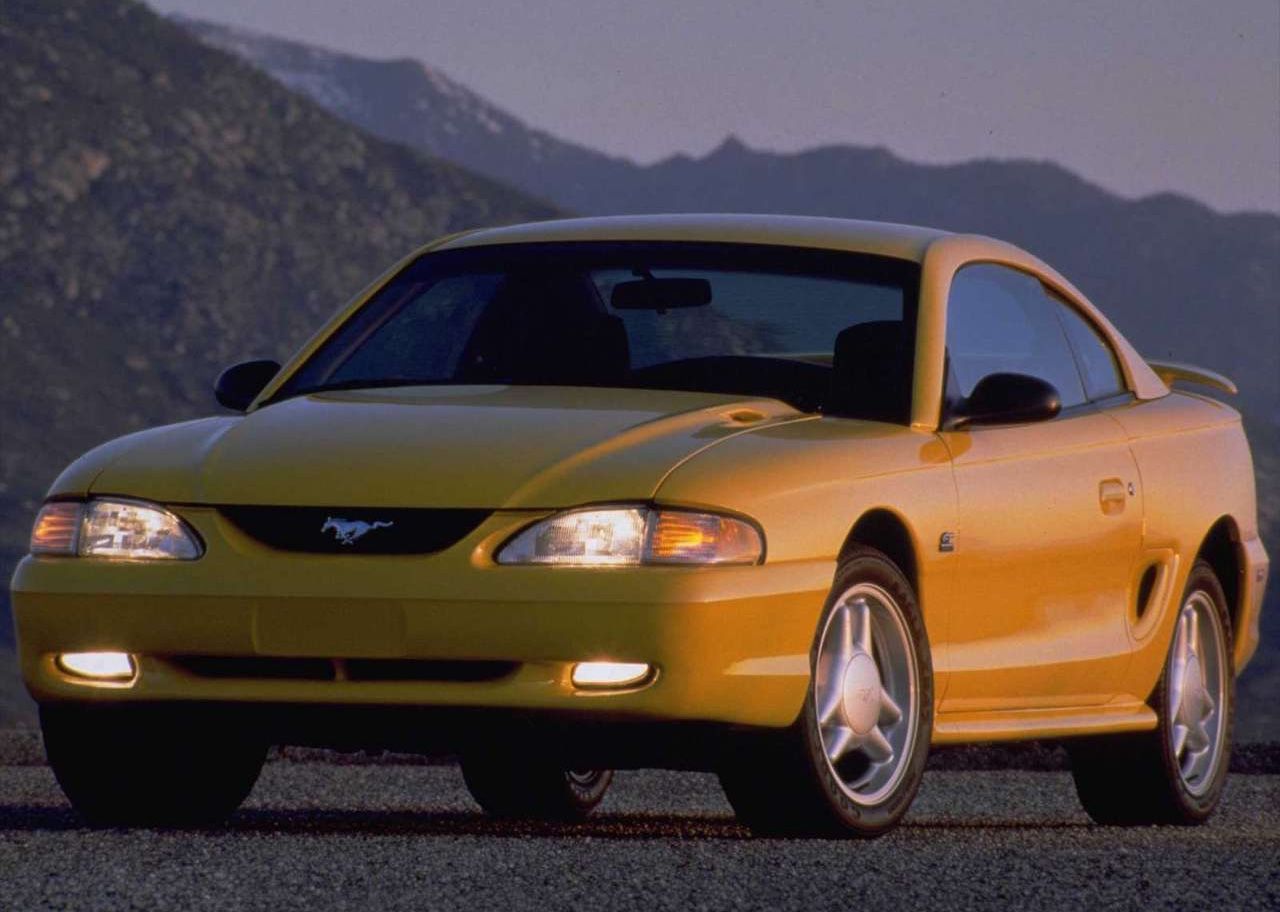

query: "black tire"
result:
(41, 703), (266, 828)
(1068, 560), (1235, 825)
(719, 546), (933, 837)
(461, 755), (613, 821)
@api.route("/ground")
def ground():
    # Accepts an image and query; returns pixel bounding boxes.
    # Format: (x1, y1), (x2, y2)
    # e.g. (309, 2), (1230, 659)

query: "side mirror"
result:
(215, 359), (281, 412)
(950, 372), (1061, 429)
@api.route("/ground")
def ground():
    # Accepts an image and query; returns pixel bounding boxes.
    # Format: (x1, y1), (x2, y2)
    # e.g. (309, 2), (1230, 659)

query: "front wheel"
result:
(41, 703), (266, 827)
(719, 547), (933, 837)
(461, 755), (613, 821)
(1069, 560), (1234, 825)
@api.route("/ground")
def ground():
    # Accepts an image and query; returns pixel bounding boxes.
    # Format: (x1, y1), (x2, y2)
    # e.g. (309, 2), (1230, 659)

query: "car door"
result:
(937, 264), (1142, 712)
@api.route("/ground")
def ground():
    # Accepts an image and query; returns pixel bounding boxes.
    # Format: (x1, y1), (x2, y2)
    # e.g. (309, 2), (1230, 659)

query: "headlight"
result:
(495, 506), (763, 566)
(29, 498), (203, 560)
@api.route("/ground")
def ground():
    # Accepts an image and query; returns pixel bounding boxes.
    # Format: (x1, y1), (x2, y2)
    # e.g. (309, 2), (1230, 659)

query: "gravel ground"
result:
(0, 762), (1276, 911)
(2, 728), (1278, 773)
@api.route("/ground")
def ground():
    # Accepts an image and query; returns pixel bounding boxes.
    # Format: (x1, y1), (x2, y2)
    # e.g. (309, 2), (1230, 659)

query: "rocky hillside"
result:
(0, 0), (557, 721)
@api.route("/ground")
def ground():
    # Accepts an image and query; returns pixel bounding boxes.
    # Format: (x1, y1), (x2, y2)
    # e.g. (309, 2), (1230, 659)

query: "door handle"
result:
(1099, 479), (1126, 515)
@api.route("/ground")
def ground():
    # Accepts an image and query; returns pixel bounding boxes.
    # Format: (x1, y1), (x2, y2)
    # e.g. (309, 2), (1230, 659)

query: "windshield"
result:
(273, 242), (920, 423)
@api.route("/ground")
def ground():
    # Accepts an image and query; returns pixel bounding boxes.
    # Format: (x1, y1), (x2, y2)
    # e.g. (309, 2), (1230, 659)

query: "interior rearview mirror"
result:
(950, 372), (1061, 429)
(611, 277), (712, 311)
(215, 359), (281, 412)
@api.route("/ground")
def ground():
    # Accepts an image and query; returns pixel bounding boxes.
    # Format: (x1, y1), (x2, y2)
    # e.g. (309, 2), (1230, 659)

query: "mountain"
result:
(172, 14), (642, 212)
(179, 16), (1280, 440)
(0, 0), (558, 722)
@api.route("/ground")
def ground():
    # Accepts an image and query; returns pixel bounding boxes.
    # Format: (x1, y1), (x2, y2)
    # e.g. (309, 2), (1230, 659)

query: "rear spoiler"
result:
(1147, 359), (1238, 395)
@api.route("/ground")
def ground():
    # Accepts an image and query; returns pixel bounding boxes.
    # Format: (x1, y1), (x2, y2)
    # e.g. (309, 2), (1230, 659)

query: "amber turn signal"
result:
(29, 502), (82, 555)
(647, 511), (762, 565)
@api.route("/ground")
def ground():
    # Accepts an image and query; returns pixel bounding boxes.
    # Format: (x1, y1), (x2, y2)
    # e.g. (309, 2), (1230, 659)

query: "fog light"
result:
(57, 651), (135, 681)
(571, 661), (651, 688)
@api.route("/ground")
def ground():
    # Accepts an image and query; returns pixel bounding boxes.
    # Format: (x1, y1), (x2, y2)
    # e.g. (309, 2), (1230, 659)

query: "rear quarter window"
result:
(1052, 295), (1127, 401)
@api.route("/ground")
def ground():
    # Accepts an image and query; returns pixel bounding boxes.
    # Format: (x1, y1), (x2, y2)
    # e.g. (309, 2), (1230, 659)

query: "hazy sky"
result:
(150, 0), (1280, 213)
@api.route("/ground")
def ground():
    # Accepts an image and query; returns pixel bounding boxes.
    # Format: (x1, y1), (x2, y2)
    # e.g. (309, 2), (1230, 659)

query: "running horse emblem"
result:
(321, 517), (395, 545)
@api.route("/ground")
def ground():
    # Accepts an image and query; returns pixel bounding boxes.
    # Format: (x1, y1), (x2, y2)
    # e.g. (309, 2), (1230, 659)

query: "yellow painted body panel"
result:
(11, 215), (1268, 749)
(938, 410), (1142, 711)
(1105, 393), (1269, 678)
(13, 510), (829, 726)
(70, 386), (806, 509)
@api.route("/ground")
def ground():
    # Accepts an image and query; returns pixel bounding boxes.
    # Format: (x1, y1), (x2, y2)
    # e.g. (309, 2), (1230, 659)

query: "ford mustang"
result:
(11, 215), (1269, 836)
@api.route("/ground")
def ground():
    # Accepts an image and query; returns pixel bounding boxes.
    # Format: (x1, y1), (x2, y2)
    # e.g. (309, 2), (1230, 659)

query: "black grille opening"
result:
(344, 659), (518, 683)
(168, 656), (520, 684)
(219, 506), (492, 554)
(172, 656), (337, 681)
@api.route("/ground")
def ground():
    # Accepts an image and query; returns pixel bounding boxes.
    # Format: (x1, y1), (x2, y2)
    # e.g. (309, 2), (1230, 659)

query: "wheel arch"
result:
(1194, 515), (1244, 648)
(839, 508), (920, 595)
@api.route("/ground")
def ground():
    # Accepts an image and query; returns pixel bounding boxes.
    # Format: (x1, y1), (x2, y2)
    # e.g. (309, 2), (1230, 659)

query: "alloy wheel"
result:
(813, 582), (919, 805)
(1167, 590), (1228, 796)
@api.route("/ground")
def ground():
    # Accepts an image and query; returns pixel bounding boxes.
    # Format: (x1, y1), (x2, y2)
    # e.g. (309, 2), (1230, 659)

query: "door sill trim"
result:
(932, 701), (1157, 744)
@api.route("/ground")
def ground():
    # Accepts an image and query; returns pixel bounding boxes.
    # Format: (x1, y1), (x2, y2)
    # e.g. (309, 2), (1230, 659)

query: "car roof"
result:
(433, 214), (951, 263)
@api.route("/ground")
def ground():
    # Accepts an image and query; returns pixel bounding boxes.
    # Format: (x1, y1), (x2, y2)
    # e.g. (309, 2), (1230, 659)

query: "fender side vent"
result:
(1136, 564), (1159, 621)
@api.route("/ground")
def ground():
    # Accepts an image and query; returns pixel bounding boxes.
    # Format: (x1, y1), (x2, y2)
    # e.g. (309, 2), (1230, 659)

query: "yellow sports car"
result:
(11, 215), (1269, 836)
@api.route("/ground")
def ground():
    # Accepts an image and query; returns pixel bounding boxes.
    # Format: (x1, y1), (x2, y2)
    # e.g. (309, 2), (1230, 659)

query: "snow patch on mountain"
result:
(269, 69), (358, 118)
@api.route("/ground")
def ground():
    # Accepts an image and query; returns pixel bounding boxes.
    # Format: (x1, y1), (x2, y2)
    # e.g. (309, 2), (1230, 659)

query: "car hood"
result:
(75, 386), (808, 508)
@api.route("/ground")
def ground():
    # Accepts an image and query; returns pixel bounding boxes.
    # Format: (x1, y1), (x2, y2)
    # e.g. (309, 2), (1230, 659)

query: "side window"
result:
(1051, 294), (1127, 401)
(945, 264), (1086, 411)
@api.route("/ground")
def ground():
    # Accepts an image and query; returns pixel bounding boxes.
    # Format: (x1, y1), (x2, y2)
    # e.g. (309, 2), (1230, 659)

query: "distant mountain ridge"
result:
(173, 14), (642, 213)
(179, 17), (1279, 429)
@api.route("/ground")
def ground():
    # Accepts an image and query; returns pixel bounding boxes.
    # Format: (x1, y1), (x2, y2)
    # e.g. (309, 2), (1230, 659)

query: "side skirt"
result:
(932, 701), (1158, 744)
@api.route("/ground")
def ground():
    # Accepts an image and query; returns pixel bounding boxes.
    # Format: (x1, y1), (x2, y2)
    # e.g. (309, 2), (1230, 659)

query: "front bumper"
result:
(11, 507), (831, 729)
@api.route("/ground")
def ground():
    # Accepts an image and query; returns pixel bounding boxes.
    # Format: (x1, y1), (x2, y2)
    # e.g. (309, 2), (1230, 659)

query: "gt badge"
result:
(939, 531), (956, 553)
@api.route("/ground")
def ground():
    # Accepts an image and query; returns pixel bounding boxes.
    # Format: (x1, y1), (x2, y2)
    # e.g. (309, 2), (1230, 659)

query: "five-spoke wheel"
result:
(1069, 559), (1234, 825)
(813, 582), (918, 806)
(1167, 591), (1228, 795)
(719, 546), (932, 837)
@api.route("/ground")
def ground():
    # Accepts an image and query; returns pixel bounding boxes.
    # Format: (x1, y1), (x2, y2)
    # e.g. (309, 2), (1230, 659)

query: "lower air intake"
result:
(170, 656), (519, 683)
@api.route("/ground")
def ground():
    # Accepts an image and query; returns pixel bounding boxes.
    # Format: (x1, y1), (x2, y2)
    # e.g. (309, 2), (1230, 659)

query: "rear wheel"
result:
(461, 755), (613, 821)
(41, 703), (266, 827)
(719, 547), (932, 837)
(1069, 560), (1234, 825)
